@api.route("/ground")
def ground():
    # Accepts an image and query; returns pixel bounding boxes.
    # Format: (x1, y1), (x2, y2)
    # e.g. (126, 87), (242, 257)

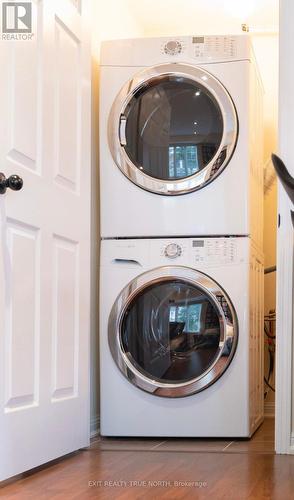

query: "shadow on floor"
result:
(92, 417), (275, 454)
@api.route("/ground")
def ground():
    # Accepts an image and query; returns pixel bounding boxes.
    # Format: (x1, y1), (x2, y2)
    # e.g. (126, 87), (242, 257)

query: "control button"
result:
(164, 243), (182, 259)
(164, 40), (182, 55)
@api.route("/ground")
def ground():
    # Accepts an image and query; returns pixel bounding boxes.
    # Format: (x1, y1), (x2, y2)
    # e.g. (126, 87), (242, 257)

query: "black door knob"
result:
(0, 173), (23, 195)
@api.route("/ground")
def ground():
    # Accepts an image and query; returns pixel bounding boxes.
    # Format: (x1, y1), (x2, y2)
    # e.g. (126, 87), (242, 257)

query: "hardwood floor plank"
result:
(1, 420), (293, 500)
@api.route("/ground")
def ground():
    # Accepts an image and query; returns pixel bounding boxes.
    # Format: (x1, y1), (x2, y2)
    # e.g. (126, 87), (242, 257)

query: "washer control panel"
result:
(164, 242), (182, 259)
(154, 238), (240, 267)
(192, 238), (237, 266)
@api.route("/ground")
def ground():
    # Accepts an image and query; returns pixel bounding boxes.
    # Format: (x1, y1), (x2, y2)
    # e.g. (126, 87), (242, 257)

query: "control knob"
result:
(164, 40), (182, 55)
(164, 243), (182, 259)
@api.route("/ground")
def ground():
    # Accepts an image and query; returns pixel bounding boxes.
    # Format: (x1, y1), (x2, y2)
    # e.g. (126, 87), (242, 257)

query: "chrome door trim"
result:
(108, 63), (238, 196)
(108, 266), (238, 398)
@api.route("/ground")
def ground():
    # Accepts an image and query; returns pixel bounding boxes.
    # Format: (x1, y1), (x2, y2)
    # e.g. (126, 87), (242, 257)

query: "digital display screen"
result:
(193, 37), (205, 44)
(193, 240), (204, 247)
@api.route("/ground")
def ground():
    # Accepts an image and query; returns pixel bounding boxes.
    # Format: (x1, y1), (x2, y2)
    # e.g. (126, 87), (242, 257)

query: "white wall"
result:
(127, 0), (278, 38)
(92, 0), (142, 62)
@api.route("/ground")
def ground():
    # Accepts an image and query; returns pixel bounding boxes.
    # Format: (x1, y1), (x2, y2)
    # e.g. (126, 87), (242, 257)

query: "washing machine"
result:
(100, 35), (264, 244)
(100, 236), (264, 437)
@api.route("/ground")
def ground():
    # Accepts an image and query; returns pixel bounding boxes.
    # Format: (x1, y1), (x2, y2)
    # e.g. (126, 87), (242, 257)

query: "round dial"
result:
(164, 40), (182, 55)
(164, 243), (182, 259)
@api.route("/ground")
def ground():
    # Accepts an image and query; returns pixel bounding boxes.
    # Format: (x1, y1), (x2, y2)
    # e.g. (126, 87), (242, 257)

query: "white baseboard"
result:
(90, 414), (100, 438)
(290, 433), (294, 449)
(264, 401), (275, 417)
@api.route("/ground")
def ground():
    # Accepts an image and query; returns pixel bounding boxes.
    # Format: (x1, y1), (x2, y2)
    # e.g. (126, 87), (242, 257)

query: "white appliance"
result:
(100, 237), (264, 437)
(100, 35), (263, 244)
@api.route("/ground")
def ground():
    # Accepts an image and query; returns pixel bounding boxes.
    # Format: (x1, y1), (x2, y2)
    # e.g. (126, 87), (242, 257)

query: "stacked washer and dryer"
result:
(99, 35), (264, 438)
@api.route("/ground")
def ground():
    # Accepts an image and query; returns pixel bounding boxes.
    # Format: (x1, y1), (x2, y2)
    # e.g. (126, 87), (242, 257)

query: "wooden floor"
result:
(1, 419), (294, 499)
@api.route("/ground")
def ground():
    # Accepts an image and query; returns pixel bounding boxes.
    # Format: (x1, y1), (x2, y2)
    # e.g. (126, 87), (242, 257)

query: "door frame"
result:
(275, 0), (294, 454)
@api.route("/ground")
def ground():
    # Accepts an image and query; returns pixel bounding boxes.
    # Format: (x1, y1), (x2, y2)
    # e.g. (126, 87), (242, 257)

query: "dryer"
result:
(100, 35), (264, 244)
(100, 236), (264, 437)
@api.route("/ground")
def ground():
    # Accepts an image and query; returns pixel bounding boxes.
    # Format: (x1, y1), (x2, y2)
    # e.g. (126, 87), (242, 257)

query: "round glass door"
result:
(109, 64), (238, 195)
(108, 267), (238, 397)
(124, 77), (223, 181)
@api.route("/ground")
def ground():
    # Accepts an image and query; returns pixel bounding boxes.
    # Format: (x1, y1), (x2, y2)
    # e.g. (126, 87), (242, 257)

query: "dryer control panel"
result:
(191, 36), (237, 60)
(101, 35), (251, 67)
(160, 35), (239, 61)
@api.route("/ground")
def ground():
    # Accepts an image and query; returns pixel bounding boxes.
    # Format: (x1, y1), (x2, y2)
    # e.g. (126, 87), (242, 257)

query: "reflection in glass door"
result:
(168, 145), (199, 178)
(169, 302), (203, 332)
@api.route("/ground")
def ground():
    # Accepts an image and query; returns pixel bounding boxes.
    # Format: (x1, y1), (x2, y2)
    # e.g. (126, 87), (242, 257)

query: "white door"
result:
(275, 0), (294, 454)
(0, 0), (91, 480)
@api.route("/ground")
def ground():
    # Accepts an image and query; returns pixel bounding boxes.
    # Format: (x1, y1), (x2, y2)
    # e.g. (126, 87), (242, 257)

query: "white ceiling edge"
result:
(125, 0), (279, 37)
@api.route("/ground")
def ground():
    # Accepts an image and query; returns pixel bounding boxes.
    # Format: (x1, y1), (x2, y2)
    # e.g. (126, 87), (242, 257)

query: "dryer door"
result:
(108, 63), (238, 195)
(108, 267), (238, 397)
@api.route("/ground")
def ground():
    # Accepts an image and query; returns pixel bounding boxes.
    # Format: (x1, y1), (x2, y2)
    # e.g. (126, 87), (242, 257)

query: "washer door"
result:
(108, 63), (238, 195)
(108, 267), (238, 397)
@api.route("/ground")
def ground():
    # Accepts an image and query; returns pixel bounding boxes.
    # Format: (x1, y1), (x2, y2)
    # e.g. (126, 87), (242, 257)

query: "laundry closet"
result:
(92, 0), (278, 440)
